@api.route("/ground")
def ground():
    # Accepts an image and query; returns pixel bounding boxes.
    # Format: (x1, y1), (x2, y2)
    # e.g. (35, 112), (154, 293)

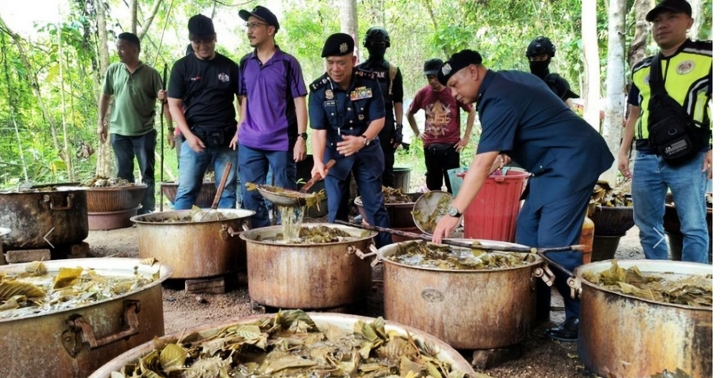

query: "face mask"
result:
(366, 42), (387, 60)
(529, 60), (550, 78)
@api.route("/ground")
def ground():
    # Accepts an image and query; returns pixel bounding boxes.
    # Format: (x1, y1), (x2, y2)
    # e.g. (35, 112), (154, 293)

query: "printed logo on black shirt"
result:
(218, 73), (230, 82)
(191, 76), (202, 81)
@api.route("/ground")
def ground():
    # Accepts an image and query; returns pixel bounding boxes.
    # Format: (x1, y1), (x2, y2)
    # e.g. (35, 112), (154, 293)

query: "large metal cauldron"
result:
(576, 260), (712, 378)
(0, 188), (88, 249)
(0, 258), (172, 378)
(89, 312), (476, 377)
(131, 209), (254, 279)
(240, 223), (376, 309)
(377, 239), (546, 350)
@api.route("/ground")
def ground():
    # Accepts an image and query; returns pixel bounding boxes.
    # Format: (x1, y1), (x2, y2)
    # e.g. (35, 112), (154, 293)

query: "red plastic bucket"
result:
(459, 169), (529, 242)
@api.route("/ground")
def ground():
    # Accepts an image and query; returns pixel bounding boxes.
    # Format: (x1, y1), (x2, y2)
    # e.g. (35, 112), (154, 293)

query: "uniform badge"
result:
(350, 90), (360, 101)
(441, 63), (452, 76)
(358, 114), (365, 121)
(339, 43), (348, 54)
(325, 89), (334, 99)
(676, 60), (695, 75)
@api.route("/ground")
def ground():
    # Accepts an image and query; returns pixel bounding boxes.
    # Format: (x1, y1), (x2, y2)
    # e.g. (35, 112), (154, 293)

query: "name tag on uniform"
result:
(350, 87), (373, 101)
(324, 100), (336, 107)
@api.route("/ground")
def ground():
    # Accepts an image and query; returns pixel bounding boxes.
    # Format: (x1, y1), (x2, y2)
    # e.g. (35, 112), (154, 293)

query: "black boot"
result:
(544, 316), (579, 342)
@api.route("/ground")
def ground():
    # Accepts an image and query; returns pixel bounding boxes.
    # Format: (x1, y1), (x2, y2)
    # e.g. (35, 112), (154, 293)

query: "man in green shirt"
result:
(98, 32), (165, 214)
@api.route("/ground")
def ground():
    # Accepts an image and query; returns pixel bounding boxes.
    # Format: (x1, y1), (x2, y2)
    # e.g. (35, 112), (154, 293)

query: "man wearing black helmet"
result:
(526, 36), (579, 107)
(358, 27), (404, 187)
(308, 33), (393, 248)
(431, 49), (613, 342)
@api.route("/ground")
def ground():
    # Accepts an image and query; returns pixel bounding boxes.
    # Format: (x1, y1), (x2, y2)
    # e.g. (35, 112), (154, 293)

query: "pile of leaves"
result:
(589, 180), (632, 211)
(357, 187), (413, 205)
(148, 206), (237, 223)
(111, 310), (472, 378)
(387, 241), (535, 271)
(262, 225), (365, 244)
(411, 194), (452, 233)
(84, 176), (134, 188)
(583, 260), (712, 307)
(246, 183), (326, 210)
(0, 260), (159, 319)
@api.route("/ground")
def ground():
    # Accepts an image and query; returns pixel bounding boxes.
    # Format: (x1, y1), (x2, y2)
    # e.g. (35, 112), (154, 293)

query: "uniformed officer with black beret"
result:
(309, 33), (393, 248)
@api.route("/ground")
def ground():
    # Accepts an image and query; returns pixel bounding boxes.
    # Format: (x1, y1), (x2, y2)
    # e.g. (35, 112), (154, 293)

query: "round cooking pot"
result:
(0, 188), (89, 249)
(131, 209), (255, 279)
(576, 259), (712, 378)
(89, 312), (476, 378)
(377, 239), (546, 350)
(240, 224), (377, 309)
(0, 258), (172, 378)
(78, 184), (147, 212)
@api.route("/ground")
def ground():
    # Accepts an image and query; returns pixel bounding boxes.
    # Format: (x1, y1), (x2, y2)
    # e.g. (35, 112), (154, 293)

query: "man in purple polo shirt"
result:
(234, 5), (308, 228)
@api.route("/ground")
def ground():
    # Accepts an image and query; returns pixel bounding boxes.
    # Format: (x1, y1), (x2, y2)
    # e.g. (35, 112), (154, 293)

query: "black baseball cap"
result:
(188, 14), (215, 39)
(646, 0), (692, 21)
(239, 6), (280, 31)
(423, 58), (443, 76)
(437, 50), (483, 86)
(321, 33), (354, 58)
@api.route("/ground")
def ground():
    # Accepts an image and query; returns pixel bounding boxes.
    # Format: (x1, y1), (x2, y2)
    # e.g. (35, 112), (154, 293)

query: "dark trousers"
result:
(110, 129), (156, 214)
(515, 180), (596, 322)
(424, 144), (460, 193)
(326, 161), (393, 248)
(378, 123), (396, 187)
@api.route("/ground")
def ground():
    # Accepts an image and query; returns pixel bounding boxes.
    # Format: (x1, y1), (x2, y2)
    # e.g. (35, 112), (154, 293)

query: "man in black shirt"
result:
(526, 37), (579, 107)
(358, 27), (404, 187)
(167, 14), (241, 209)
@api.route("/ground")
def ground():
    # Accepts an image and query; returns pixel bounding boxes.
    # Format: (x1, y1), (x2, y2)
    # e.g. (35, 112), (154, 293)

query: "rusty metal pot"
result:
(377, 239), (547, 350)
(576, 259), (712, 378)
(0, 188), (89, 249)
(240, 224), (377, 309)
(0, 257), (172, 378)
(0, 227), (10, 264)
(131, 209), (254, 279)
(89, 312), (475, 377)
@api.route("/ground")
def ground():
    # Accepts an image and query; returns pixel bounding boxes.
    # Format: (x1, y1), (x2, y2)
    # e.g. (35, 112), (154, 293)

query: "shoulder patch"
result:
(354, 68), (377, 80)
(310, 74), (330, 92)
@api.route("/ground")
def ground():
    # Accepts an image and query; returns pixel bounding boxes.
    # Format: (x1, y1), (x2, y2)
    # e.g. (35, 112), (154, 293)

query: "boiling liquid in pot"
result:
(279, 205), (305, 241)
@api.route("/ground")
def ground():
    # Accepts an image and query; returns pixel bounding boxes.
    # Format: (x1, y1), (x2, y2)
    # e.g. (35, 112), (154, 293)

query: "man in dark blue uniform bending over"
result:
(308, 33), (393, 248)
(432, 50), (614, 341)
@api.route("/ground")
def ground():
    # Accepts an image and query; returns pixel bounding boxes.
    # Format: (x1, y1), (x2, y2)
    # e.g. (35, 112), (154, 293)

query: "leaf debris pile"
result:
(148, 206), (238, 223)
(583, 260), (712, 307)
(111, 309), (472, 378)
(589, 180), (632, 209)
(85, 176), (135, 188)
(0, 261), (160, 319)
(357, 187), (413, 206)
(262, 226), (365, 244)
(246, 183), (326, 210)
(387, 241), (535, 270)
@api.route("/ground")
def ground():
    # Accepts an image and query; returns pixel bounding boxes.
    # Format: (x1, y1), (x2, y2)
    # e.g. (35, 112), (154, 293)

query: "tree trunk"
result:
(130, 0), (138, 34)
(688, 0), (703, 39)
(581, 0), (601, 131)
(338, 0), (361, 61)
(628, 0), (652, 68)
(95, 0), (113, 177)
(600, 0), (627, 185)
(137, 0), (164, 40)
(58, 22), (74, 181)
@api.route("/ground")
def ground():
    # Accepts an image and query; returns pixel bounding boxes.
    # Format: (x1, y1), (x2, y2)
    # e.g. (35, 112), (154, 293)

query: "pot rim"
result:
(0, 187), (86, 194)
(377, 239), (545, 273)
(576, 259), (713, 312)
(88, 312), (476, 378)
(130, 209), (255, 225)
(0, 257), (173, 323)
(59, 184), (148, 191)
(240, 223), (377, 246)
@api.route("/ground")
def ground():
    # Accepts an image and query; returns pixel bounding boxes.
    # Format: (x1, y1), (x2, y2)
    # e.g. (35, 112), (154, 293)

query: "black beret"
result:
(321, 33), (355, 58)
(117, 32), (140, 48)
(239, 5), (280, 31)
(437, 50), (483, 86)
(188, 14), (215, 39)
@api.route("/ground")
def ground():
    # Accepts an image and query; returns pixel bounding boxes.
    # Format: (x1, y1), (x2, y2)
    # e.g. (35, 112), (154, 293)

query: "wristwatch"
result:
(360, 135), (370, 146)
(298, 132), (308, 140)
(448, 206), (462, 218)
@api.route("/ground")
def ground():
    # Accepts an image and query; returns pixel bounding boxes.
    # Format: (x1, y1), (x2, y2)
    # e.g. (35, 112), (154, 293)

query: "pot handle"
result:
(347, 244), (382, 267)
(223, 222), (250, 240)
(43, 193), (75, 211)
(532, 265), (556, 287)
(61, 300), (141, 357)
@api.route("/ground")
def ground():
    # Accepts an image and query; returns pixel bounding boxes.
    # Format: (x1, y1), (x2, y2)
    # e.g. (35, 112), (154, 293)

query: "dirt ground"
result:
(84, 221), (645, 378)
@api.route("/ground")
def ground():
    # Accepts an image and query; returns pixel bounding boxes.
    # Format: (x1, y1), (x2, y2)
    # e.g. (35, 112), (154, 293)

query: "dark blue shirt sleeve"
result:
(476, 97), (521, 154)
(309, 91), (328, 130)
(368, 79), (386, 122)
(627, 82), (640, 106)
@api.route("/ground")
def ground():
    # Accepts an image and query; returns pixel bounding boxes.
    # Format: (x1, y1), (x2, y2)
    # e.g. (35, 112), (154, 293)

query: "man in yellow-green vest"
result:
(618, 0), (712, 263)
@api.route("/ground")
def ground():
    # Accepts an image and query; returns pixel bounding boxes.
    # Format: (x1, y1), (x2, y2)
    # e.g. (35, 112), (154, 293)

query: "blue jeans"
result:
(238, 145), (296, 228)
(110, 130), (156, 214)
(632, 150), (709, 263)
(174, 141), (237, 209)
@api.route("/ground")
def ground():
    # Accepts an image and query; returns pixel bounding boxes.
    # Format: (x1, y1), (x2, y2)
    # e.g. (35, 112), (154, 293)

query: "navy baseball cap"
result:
(646, 0), (692, 21)
(239, 5), (280, 31)
(322, 33), (354, 58)
(188, 14), (215, 39)
(437, 50), (483, 86)
(423, 58), (443, 76)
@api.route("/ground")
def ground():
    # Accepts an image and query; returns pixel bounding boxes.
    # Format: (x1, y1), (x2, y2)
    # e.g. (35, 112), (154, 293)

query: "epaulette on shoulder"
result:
(354, 68), (376, 80)
(309, 74), (330, 92)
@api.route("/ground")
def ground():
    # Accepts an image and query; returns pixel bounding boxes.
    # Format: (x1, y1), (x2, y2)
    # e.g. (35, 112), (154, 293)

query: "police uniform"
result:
(309, 33), (393, 247)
